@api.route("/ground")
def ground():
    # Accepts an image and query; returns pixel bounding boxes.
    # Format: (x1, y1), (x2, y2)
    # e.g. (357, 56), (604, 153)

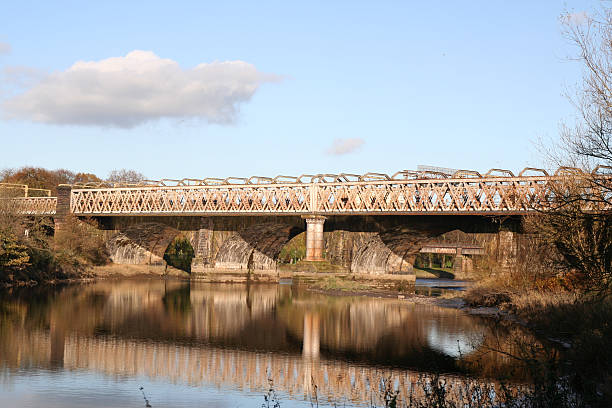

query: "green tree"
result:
(0, 231), (29, 271)
(163, 237), (194, 273)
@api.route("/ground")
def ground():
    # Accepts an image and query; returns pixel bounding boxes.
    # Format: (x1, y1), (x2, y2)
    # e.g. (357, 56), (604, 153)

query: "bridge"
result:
(10, 167), (563, 217)
(3, 166), (609, 275)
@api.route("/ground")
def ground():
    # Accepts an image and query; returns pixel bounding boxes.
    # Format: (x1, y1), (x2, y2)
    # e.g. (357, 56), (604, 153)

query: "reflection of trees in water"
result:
(162, 285), (191, 316)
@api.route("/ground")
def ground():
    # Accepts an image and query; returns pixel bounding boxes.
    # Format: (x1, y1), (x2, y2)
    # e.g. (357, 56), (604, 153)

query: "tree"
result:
(73, 172), (102, 184)
(560, 8), (612, 171)
(107, 169), (146, 184)
(0, 167), (103, 195)
(531, 6), (612, 292)
(0, 232), (29, 271)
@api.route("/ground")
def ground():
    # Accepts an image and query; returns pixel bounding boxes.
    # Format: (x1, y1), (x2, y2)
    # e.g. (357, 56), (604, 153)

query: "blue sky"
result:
(0, 1), (599, 180)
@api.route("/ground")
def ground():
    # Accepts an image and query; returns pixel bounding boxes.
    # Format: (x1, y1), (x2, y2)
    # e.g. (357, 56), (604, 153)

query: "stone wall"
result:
(91, 214), (521, 276)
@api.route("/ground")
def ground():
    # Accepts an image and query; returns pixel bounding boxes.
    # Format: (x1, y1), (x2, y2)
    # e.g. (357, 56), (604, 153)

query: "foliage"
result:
(73, 172), (102, 184)
(278, 232), (306, 264)
(532, 6), (612, 293)
(525, 210), (611, 293)
(0, 166), (101, 195)
(163, 236), (194, 272)
(54, 215), (109, 266)
(0, 231), (30, 271)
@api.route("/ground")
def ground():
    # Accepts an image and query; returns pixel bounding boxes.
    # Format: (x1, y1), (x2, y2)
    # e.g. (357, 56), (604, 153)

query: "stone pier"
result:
(54, 185), (72, 233)
(453, 247), (463, 275)
(303, 216), (325, 261)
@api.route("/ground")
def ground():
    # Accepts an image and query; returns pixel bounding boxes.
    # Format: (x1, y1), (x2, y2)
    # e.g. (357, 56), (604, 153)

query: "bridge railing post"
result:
(308, 183), (319, 213)
(54, 185), (72, 234)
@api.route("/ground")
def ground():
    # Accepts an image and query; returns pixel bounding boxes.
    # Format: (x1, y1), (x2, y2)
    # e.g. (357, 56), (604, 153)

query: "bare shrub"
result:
(53, 215), (109, 266)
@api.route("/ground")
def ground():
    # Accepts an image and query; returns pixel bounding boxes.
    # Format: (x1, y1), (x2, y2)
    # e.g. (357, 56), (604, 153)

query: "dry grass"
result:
(310, 276), (369, 292)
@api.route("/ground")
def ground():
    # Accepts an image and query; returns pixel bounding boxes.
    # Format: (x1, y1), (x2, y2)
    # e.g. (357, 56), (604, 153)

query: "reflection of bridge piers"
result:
(302, 311), (320, 358)
(0, 281), (532, 405)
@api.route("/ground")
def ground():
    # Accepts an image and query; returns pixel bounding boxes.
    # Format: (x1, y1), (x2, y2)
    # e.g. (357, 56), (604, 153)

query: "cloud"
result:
(2, 50), (280, 127)
(2, 65), (47, 87)
(327, 138), (365, 155)
(0, 42), (11, 55)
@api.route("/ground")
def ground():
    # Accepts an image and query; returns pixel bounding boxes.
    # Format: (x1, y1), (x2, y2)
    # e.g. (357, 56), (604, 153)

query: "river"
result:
(0, 279), (529, 407)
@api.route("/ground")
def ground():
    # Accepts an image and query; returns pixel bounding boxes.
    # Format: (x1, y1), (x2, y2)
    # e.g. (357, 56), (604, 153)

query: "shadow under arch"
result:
(214, 222), (304, 270)
(324, 215), (521, 274)
(105, 222), (182, 266)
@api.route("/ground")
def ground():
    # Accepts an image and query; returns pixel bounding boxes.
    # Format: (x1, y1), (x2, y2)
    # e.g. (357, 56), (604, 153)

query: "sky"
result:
(0, 1), (601, 180)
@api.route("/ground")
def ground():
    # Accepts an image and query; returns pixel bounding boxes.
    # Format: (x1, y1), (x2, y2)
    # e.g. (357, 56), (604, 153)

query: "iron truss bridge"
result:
(5, 166), (611, 216)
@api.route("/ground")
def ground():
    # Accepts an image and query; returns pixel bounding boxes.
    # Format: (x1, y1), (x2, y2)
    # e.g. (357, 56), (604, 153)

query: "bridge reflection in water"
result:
(0, 281), (523, 406)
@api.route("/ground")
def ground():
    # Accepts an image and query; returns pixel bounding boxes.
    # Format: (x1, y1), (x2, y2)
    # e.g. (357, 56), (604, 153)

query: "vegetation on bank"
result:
(0, 167), (145, 195)
(0, 167), (146, 285)
(0, 197), (109, 286)
(163, 236), (195, 273)
(462, 8), (612, 405)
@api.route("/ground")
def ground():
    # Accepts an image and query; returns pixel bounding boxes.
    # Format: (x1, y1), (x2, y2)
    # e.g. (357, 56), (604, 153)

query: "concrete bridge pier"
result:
(303, 216), (325, 261)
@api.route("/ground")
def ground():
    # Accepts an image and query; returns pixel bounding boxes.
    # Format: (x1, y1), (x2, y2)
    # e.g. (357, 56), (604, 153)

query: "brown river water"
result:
(0, 279), (529, 407)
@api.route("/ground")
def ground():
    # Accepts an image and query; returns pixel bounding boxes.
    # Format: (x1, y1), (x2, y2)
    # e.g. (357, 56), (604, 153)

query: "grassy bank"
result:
(464, 280), (612, 405)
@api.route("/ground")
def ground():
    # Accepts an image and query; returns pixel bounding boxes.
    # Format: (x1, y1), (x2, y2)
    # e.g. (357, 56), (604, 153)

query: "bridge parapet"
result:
(9, 197), (57, 215)
(5, 167), (610, 217)
(68, 175), (555, 216)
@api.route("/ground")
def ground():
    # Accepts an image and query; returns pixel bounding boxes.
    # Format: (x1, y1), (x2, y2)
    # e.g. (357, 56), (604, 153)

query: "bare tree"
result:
(530, 6), (612, 292)
(107, 169), (146, 184)
(560, 8), (612, 170)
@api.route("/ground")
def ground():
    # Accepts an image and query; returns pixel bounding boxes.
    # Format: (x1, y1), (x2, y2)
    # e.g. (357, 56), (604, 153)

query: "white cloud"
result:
(2, 65), (47, 87)
(327, 138), (365, 155)
(0, 42), (11, 55)
(2, 50), (280, 127)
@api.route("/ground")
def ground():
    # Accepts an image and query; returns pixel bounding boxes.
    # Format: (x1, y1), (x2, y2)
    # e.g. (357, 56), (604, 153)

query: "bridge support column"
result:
(303, 216), (325, 261)
(54, 185), (72, 233)
(453, 247), (463, 275)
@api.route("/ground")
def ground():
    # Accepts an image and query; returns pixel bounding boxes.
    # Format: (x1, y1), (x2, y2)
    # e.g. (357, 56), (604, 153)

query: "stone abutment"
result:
(84, 214), (521, 278)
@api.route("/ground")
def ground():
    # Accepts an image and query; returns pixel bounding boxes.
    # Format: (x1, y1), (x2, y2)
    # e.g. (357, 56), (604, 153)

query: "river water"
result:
(0, 279), (525, 407)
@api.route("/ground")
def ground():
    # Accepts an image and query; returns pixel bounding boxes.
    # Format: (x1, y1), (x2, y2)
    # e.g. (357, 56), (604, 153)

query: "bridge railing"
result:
(8, 197), (57, 215)
(69, 175), (558, 215)
(4, 167), (610, 216)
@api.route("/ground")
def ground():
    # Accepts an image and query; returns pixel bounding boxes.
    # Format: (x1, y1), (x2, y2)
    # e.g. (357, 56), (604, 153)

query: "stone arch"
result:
(325, 215), (518, 275)
(214, 222), (303, 271)
(350, 227), (441, 274)
(106, 222), (181, 266)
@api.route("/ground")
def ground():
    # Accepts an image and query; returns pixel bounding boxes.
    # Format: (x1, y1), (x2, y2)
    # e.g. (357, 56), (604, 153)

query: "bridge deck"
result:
(8, 168), (610, 216)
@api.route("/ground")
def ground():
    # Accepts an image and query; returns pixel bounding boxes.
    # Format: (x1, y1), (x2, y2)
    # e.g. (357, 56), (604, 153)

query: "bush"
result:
(163, 236), (194, 272)
(53, 215), (109, 266)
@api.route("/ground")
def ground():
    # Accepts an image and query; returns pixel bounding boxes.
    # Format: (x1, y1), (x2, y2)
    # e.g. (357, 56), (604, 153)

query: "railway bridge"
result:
(7, 166), (608, 276)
